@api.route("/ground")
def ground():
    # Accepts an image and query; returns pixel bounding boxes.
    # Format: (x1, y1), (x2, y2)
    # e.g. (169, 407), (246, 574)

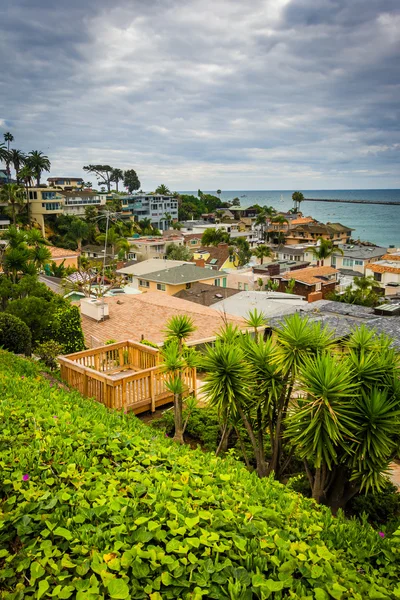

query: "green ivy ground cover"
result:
(0, 350), (399, 599)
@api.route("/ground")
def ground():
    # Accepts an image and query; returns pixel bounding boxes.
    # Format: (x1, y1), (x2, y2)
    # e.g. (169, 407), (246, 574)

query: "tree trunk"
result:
(234, 425), (251, 468)
(216, 420), (230, 456)
(237, 404), (267, 477)
(312, 465), (326, 503)
(173, 393), (184, 444)
(325, 466), (359, 514)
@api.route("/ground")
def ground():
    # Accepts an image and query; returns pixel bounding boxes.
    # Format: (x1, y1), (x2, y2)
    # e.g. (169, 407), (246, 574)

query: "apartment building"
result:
(62, 190), (106, 216)
(28, 187), (65, 234)
(121, 194), (178, 230)
(47, 177), (84, 190)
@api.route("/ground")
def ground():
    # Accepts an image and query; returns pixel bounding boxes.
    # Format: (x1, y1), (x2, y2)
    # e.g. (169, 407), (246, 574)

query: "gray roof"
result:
(212, 291), (306, 319)
(268, 299), (400, 349)
(174, 282), (240, 306)
(336, 244), (387, 260)
(139, 263), (226, 285)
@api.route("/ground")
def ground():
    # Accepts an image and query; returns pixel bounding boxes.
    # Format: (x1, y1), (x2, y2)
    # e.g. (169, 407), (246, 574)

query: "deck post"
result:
(83, 371), (88, 397)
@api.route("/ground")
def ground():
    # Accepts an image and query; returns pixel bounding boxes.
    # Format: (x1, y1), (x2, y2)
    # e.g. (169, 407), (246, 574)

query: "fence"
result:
(59, 340), (197, 414)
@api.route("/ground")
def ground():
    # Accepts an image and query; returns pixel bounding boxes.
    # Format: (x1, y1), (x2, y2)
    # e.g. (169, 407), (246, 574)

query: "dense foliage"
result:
(0, 350), (399, 599)
(0, 313), (32, 355)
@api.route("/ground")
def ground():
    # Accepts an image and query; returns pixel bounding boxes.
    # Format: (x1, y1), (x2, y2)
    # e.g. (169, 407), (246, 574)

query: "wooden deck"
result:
(59, 340), (196, 414)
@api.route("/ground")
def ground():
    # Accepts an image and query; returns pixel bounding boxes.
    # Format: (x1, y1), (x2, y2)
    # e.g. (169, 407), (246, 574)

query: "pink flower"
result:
(21, 376), (25, 379)
(53, 415), (58, 419)
(379, 532), (385, 538)
(22, 474), (29, 481)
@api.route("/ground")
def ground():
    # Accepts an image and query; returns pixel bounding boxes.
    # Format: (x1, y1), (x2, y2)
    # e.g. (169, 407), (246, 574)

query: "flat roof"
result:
(212, 291), (306, 319)
(139, 263), (226, 285)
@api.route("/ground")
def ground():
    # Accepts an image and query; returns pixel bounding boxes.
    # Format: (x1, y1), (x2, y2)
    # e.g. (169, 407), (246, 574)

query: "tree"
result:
(10, 149), (26, 183)
(123, 169), (141, 193)
(0, 313), (31, 356)
(83, 165), (114, 192)
(0, 144), (10, 172)
(138, 218), (154, 235)
(216, 189), (221, 198)
(18, 164), (35, 226)
(233, 237), (252, 266)
(254, 244), (272, 265)
(286, 278), (296, 294)
(155, 184), (171, 195)
(96, 227), (130, 257)
(245, 309), (267, 342)
(232, 197), (240, 206)
(163, 212), (172, 229)
(292, 191), (304, 212)
(3, 132), (14, 181)
(26, 151), (51, 186)
(0, 183), (25, 226)
(162, 315), (196, 443)
(201, 228), (230, 246)
(165, 244), (193, 261)
(110, 168), (124, 192)
(69, 219), (89, 251)
(311, 238), (343, 266)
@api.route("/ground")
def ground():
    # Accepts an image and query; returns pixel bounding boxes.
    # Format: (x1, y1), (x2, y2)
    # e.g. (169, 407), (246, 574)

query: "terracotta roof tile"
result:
(367, 263), (400, 275)
(80, 292), (246, 346)
(381, 254), (400, 261)
(282, 265), (338, 285)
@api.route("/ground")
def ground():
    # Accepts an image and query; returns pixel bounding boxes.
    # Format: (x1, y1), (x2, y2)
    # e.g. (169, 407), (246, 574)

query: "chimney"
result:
(80, 298), (109, 321)
(195, 258), (205, 268)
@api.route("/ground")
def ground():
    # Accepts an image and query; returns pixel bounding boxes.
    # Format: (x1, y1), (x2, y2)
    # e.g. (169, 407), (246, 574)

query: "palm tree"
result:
(163, 212), (172, 230)
(29, 244), (52, 270)
(255, 211), (267, 240)
(138, 218), (154, 235)
(311, 238), (343, 266)
(162, 315), (196, 443)
(216, 189), (222, 198)
(0, 183), (25, 225)
(110, 168), (124, 192)
(25, 228), (48, 247)
(69, 219), (89, 252)
(201, 228), (230, 246)
(254, 244), (272, 265)
(3, 132), (14, 182)
(270, 215), (288, 243)
(26, 151), (51, 186)
(18, 164), (35, 226)
(155, 184), (171, 195)
(10, 150), (26, 183)
(292, 191), (304, 213)
(0, 143), (10, 168)
(96, 227), (129, 257)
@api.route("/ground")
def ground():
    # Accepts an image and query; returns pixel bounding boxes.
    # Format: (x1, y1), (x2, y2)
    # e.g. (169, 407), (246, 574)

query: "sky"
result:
(1, 0), (399, 191)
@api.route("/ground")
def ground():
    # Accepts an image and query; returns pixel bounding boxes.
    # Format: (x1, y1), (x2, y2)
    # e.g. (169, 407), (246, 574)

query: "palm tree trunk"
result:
(173, 393), (184, 444)
(237, 404), (267, 477)
(11, 201), (16, 226)
(216, 419), (230, 456)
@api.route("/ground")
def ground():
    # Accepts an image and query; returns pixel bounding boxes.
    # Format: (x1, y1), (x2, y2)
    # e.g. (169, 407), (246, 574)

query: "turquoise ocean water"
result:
(183, 190), (400, 248)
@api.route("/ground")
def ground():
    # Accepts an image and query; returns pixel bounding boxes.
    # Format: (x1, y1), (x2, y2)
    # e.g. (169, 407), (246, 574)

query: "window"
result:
(157, 283), (166, 291)
(128, 253), (136, 260)
(244, 283), (249, 291)
(139, 280), (150, 288)
(374, 272), (382, 282)
(315, 282), (322, 291)
(190, 240), (198, 245)
(42, 192), (56, 200)
(355, 260), (363, 266)
(42, 203), (61, 211)
(214, 278), (220, 287)
(29, 191), (37, 200)
(222, 277), (227, 288)
(343, 258), (354, 267)
(238, 282), (242, 290)
(331, 256), (336, 266)
(185, 283), (191, 289)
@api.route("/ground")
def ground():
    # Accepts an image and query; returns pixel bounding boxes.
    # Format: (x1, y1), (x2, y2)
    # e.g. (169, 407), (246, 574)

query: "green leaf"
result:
(54, 527), (72, 541)
(185, 515), (199, 529)
(30, 561), (45, 583)
(38, 579), (49, 599)
(108, 578), (130, 599)
(161, 571), (173, 586)
(310, 564), (323, 579)
(265, 580), (284, 592)
(314, 589), (329, 600)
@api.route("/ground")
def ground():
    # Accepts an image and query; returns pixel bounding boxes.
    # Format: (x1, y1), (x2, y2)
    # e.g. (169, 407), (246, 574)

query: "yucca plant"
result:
(163, 314), (196, 350)
(245, 308), (267, 342)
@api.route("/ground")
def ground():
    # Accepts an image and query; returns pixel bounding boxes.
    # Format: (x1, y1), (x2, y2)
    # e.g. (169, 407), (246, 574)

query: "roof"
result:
(139, 263), (225, 285)
(366, 262), (400, 275)
(336, 244), (387, 259)
(288, 222), (354, 235)
(268, 299), (400, 349)
(173, 282), (240, 306)
(117, 258), (189, 276)
(80, 293), (246, 345)
(47, 177), (84, 181)
(212, 291), (306, 319)
(38, 274), (63, 295)
(289, 217), (315, 225)
(182, 233), (204, 241)
(48, 246), (80, 259)
(382, 253), (400, 261)
(281, 265), (338, 285)
(81, 245), (116, 257)
(195, 244), (232, 268)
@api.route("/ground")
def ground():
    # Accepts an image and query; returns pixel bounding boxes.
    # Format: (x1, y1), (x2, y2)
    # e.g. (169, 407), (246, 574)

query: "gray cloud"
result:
(1, 0), (399, 189)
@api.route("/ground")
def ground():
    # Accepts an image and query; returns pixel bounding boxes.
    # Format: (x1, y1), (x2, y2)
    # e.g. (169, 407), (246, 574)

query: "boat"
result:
(280, 194), (284, 203)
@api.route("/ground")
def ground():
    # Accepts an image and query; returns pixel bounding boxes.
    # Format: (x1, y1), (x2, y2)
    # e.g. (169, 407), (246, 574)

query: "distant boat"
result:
(240, 194), (247, 198)
(280, 194), (284, 203)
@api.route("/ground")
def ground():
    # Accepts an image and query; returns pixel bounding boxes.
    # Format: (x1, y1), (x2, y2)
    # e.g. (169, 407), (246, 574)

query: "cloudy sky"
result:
(1, 0), (399, 190)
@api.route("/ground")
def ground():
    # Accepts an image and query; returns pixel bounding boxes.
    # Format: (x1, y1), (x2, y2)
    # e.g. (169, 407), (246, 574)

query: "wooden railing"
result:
(59, 340), (196, 415)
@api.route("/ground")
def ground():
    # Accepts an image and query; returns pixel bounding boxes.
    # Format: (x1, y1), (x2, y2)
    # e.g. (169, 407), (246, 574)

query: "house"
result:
(127, 235), (184, 262)
(117, 258), (190, 287)
(47, 246), (80, 269)
(136, 263), (228, 295)
(284, 222), (353, 246)
(173, 282), (240, 307)
(225, 269), (261, 291)
(253, 261), (310, 278)
(0, 213), (10, 232)
(61, 190), (106, 216)
(27, 187), (65, 235)
(212, 291), (306, 319)
(81, 245), (119, 261)
(182, 233), (203, 250)
(276, 265), (339, 302)
(274, 244), (317, 264)
(192, 243), (239, 271)
(79, 292), (246, 347)
(47, 177), (85, 190)
(330, 244), (387, 275)
(120, 194), (178, 231)
(366, 256), (400, 295)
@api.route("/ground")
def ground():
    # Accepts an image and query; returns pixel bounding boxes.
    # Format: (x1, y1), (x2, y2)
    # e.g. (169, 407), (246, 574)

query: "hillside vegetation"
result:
(0, 350), (399, 599)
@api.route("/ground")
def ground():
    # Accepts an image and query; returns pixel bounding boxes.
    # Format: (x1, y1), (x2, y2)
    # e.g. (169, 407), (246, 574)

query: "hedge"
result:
(0, 349), (399, 599)
(0, 313), (32, 355)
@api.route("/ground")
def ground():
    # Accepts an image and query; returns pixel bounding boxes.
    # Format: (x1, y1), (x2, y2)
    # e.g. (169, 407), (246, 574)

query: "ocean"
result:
(184, 190), (400, 248)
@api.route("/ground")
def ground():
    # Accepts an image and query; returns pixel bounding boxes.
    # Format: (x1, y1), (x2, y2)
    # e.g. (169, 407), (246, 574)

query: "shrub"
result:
(0, 349), (399, 598)
(35, 340), (64, 370)
(348, 482), (400, 533)
(50, 303), (85, 353)
(0, 313), (31, 355)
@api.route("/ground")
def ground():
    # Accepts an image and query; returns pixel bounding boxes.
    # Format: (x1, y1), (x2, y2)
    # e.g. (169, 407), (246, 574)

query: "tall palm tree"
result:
(255, 211), (267, 240)
(3, 132), (14, 182)
(96, 227), (129, 257)
(18, 164), (35, 226)
(2, 247), (30, 283)
(292, 191), (304, 213)
(138, 218), (154, 235)
(155, 184), (171, 195)
(311, 238), (343, 266)
(29, 244), (52, 270)
(10, 150), (26, 183)
(254, 244), (272, 265)
(270, 215), (288, 243)
(0, 183), (25, 226)
(163, 212), (172, 230)
(0, 143), (10, 167)
(26, 150), (51, 186)
(110, 168), (124, 192)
